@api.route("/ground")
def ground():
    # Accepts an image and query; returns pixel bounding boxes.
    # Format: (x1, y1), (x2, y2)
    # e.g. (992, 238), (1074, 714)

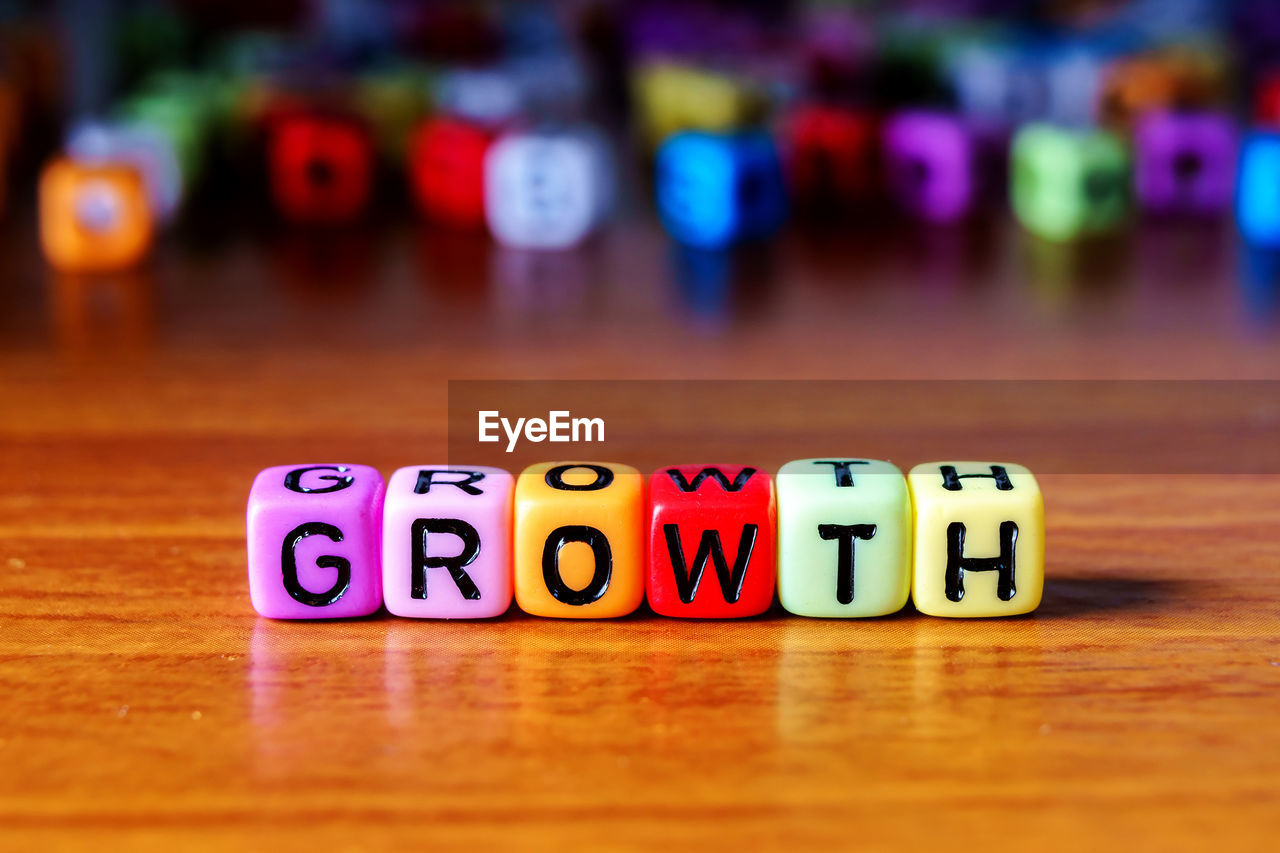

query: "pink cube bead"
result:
(247, 464), (385, 619)
(382, 465), (514, 619)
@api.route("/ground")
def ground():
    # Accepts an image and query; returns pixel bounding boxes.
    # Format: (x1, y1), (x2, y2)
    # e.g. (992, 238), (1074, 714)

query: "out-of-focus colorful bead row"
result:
(6, 3), (1280, 272)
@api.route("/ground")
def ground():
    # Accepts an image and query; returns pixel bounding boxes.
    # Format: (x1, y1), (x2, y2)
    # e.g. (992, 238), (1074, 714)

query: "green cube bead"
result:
(1011, 123), (1131, 242)
(117, 72), (220, 181)
(776, 458), (912, 618)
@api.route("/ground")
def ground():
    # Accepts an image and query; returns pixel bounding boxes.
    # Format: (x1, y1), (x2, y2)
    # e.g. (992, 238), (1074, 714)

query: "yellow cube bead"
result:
(631, 63), (763, 149)
(908, 461), (1044, 617)
(514, 461), (645, 619)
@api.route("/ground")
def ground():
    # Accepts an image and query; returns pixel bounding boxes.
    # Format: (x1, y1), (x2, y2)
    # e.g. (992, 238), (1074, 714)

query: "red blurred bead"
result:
(785, 105), (879, 209)
(408, 117), (493, 229)
(268, 114), (373, 225)
(646, 465), (776, 618)
(1256, 70), (1280, 126)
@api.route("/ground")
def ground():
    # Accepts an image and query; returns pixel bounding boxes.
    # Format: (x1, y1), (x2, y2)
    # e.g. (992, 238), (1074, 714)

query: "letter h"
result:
(940, 465), (1012, 492)
(945, 521), (1018, 603)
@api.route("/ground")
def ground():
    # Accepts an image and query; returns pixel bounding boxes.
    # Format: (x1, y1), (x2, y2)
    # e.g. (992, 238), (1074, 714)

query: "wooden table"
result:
(2, 217), (1278, 850)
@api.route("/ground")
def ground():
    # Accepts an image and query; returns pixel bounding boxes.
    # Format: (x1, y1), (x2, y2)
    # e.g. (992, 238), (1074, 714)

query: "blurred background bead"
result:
(40, 157), (154, 272)
(784, 105), (879, 214)
(1134, 110), (1236, 216)
(409, 116), (496, 230)
(1236, 131), (1280, 247)
(66, 119), (184, 222)
(484, 126), (612, 250)
(656, 131), (785, 249)
(1011, 123), (1131, 242)
(268, 112), (374, 225)
(883, 110), (976, 224)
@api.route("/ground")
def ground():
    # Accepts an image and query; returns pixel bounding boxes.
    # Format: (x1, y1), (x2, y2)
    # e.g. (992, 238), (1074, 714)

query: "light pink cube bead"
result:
(383, 465), (514, 619)
(247, 464), (385, 619)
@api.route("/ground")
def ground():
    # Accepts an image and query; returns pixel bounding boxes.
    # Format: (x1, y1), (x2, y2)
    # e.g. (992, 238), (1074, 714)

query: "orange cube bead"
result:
(514, 461), (645, 619)
(1098, 52), (1222, 131)
(39, 158), (154, 273)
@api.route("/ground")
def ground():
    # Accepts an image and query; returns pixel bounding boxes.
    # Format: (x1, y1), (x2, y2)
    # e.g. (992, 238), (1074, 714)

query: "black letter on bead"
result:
(817, 523), (877, 604)
(545, 464), (614, 491)
(940, 465), (1013, 492)
(662, 524), (759, 604)
(410, 519), (482, 600)
(281, 522), (350, 606)
(811, 460), (870, 488)
(665, 467), (757, 492)
(945, 521), (1018, 602)
(283, 466), (353, 494)
(415, 469), (485, 496)
(542, 525), (612, 605)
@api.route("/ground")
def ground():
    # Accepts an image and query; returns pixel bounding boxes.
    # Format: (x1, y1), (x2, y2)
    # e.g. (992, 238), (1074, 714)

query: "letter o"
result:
(544, 464), (614, 491)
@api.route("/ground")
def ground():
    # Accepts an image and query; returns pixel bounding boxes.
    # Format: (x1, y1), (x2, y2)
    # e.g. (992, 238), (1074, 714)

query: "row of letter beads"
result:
(247, 460), (1045, 620)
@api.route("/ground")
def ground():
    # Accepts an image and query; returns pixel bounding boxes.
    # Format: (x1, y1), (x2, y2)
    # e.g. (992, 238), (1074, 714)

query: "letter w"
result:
(662, 524), (759, 603)
(665, 467), (757, 492)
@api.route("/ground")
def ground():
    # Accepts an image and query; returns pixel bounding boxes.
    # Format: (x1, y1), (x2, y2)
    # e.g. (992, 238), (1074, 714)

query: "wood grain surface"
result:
(1, 218), (1279, 851)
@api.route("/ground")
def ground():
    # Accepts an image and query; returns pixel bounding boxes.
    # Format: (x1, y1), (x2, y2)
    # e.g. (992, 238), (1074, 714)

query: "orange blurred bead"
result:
(1098, 51), (1223, 131)
(39, 158), (154, 273)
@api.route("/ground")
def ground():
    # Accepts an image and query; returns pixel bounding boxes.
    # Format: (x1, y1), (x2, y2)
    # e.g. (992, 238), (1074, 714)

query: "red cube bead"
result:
(785, 105), (878, 209)
(408, 117), (493, 229)
(1256, 70), (1280, 126)
(646, 465), (777, 618)
(268, 114), (373, 225)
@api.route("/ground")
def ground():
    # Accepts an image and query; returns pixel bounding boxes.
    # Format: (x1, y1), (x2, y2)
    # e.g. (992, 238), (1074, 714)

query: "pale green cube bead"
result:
(1011, 123), (1130, 242)
(776, 458), (912, 618)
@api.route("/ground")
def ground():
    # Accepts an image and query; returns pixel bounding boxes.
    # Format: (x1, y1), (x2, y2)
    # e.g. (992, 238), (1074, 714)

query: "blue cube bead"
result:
(1238, 132), (1280, 247)
(656, 131), (786, 249)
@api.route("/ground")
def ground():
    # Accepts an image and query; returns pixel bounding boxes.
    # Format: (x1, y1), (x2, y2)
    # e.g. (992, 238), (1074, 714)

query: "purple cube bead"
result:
(882, 110), (975, 224)
(1135, 111), (1237, 215)
(247, 464), (385, 619)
